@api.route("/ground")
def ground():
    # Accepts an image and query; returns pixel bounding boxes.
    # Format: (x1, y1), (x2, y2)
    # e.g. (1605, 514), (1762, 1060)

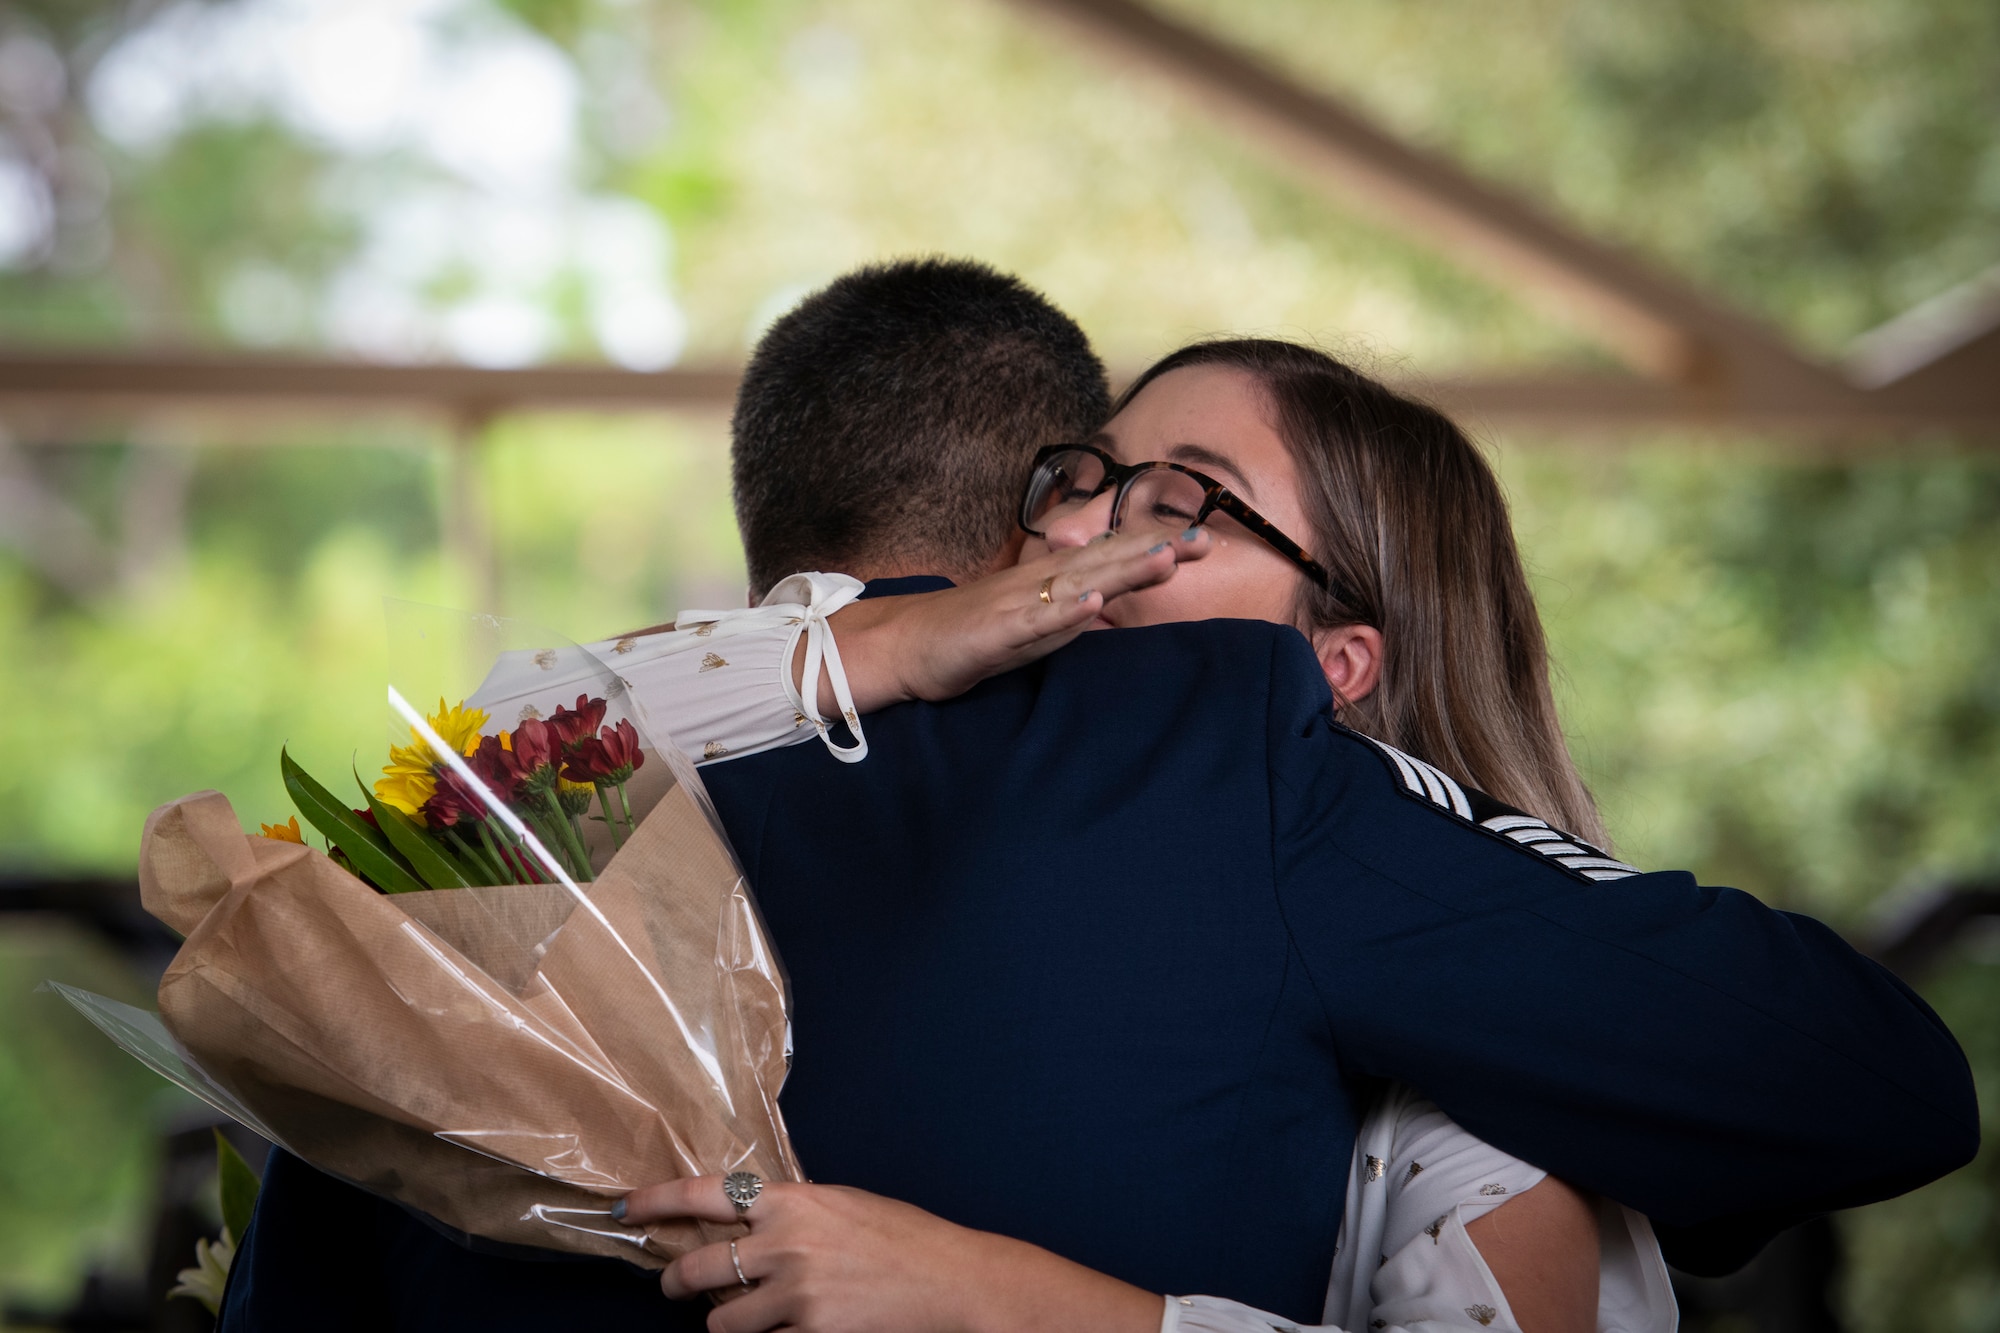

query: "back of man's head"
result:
(731, 258), (1109, 597)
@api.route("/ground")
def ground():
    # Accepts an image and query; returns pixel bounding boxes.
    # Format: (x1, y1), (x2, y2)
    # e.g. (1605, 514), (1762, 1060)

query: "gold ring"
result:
(1038, 576), (1056, 604)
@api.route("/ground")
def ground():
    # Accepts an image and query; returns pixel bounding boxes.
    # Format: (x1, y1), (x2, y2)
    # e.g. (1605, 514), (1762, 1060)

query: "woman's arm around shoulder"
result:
(606, 527), (1210, 767)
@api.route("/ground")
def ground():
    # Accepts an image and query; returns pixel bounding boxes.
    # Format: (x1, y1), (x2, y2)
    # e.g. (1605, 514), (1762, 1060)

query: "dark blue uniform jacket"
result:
(222, 584), (1978, 1329)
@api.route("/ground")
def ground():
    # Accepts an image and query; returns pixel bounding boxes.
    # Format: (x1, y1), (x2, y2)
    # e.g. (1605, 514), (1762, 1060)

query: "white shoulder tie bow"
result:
(677, 571), (870, 764)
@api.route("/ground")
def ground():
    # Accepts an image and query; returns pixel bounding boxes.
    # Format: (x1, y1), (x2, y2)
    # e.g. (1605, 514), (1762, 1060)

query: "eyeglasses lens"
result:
(1028, 450), (1211, 537)
(1025, 449), (1107, 531)
(1121, 469), (1208, 534)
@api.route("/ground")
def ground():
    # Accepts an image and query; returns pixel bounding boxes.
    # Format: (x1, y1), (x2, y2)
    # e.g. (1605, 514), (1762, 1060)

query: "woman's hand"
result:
(618, 1175), (1162, 1333)
(811, 525), (1211, 715)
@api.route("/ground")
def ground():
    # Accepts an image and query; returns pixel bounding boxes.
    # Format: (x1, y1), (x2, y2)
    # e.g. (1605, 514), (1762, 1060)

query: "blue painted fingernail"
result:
(1148, 541), (1168, 554)
(1078, 591), (1094, 603)
(610, 1198), (627, 1223)
(1181, 527), (1201, 541)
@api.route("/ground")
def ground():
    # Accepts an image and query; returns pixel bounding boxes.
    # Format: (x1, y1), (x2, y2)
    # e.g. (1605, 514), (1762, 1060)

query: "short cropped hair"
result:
(731, 258), (1110, 596)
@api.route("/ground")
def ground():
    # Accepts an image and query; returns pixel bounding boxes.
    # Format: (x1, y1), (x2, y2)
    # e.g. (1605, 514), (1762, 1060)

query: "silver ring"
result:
(730, 1237), (753, 1289)
(721, 1170), (764, 1216)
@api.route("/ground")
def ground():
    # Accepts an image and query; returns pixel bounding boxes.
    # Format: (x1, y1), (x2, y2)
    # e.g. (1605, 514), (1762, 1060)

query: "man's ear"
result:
(1311, 623), (1384, 709)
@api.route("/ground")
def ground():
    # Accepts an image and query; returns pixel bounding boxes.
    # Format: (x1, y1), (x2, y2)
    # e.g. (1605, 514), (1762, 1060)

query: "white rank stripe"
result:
(1364, 736), (1472, 820)
(1358, 735), (1641, 882)
(1481, 814), (1641, 880)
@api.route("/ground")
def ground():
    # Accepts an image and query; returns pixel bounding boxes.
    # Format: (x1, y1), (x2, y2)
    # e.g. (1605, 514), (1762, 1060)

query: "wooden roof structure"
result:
(0, 0), (1993, 441)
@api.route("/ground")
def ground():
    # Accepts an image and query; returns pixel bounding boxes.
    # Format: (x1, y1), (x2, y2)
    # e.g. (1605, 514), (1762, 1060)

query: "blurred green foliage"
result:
(1509, 447), (2000, 910)
(1161, 0), (2000, 352)
(0, 925), (164, 1304)
(0, 0), (1995, 1328)
(1513, 446), (2000, 1332)
(1844, 948), (2000, 1332)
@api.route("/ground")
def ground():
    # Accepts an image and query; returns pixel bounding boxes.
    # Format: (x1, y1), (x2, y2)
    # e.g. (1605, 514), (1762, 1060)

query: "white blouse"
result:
(1166, 1083), (1676, 1333)
(472, 573), (1677, 1333)
(468, 572), (872, 767)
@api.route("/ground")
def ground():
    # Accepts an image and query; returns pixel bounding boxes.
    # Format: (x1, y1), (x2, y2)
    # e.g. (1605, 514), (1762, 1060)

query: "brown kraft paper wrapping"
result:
(140, 783), (800, 1268)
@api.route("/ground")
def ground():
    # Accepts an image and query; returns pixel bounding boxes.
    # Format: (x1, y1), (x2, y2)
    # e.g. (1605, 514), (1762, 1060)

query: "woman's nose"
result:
(1040, 488), (1119, 551)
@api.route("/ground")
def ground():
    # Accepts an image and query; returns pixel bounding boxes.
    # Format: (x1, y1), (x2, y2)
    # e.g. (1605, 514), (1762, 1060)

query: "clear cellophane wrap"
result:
(132, 741), (799, 1267)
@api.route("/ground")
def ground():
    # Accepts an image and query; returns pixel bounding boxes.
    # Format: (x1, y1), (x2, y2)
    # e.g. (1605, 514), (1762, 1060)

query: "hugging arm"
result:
(1180, 1085), (1626, 1333)
(619, 1177), (1162, 1333)
(618, 1134), (1611, 1333)
(603, 529), (1207, 764)
(1259, 638), (1977, 1273)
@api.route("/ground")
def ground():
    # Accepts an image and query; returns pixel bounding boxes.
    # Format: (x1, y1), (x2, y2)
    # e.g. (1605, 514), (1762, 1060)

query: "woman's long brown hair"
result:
(1113, 339), (1610, 848)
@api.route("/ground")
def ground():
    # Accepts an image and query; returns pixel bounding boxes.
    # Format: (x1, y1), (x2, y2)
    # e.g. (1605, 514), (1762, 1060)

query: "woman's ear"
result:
(1311, 623), (1383, 708)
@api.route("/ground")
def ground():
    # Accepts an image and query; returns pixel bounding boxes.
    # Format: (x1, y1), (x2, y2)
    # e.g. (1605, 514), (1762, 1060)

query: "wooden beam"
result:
(4, 348), (1992, 440)
(1844, 266), (2000, 427)
(1000, 0), (1856, 404)
(1418, 373), (1999, 437)
(0, 347), (741, 414)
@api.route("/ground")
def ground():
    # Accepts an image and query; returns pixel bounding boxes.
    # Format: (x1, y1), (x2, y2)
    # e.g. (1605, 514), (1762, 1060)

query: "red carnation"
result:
(468, 734), (515, 791)
(547, 695), (608, 752)
(563, 719), (646, 785)
(600, 720), (644, 776)
(422, 768), (488, 828)
(510, 717), (556, 781)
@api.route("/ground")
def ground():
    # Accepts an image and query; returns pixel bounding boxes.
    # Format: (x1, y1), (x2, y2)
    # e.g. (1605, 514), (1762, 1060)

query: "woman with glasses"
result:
(597, 339), (1665, 1333)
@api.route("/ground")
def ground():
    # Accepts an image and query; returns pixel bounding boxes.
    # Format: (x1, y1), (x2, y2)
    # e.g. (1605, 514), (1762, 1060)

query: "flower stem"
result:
(454, 826), (507, 885)
(553, 801), (592, 879)
(613, 780), (636, 837)
(516, 807), (562, 880)
(474, 821), (510, 883)
(595, 783), (626, 851)
(529, 796), (590, 881)
(483, 820), (536, 884)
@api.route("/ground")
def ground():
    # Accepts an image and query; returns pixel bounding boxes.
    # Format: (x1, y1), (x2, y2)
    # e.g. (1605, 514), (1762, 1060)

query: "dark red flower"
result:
(563, 719), (646, 785)
(468, 734), (515, 791)
(422, 768), (488, 828)
(510, 717), (556, 780)
(601, 719), (644, 775)
(354, 807), (380, 829)
(560, 744), (605, 784)
(547, 695), (608, 752)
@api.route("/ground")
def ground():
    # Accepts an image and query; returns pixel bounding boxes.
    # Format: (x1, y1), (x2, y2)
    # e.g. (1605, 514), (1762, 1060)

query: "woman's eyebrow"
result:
(1167, 442), (1256, 499)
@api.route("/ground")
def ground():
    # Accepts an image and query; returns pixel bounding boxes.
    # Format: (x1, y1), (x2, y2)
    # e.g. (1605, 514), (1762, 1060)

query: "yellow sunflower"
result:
(259, 816), (305, 844)
(427, 699), (490, 756)
(375, 699), (490, 819)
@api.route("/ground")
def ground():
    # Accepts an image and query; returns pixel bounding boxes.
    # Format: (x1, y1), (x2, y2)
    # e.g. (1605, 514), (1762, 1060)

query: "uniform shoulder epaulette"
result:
(1345, 728), (1641, 883)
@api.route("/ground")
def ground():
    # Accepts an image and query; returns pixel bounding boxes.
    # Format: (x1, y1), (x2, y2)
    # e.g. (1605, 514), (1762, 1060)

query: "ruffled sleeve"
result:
(591, 571), (869, 766)
(1163, 1084), (1675, 1333)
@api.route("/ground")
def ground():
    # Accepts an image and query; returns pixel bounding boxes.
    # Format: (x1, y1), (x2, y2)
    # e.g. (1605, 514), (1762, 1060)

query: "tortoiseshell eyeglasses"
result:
(1018, 443), (1332, 591)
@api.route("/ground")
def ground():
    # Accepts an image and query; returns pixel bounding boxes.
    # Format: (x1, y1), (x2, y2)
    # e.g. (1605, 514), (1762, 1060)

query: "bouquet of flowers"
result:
(278, 691), (649, 894)
(55, 619), (799, 1269)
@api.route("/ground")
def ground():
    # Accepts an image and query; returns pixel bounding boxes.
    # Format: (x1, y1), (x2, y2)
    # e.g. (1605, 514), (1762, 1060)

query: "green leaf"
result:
(357, 772), (476, 890)
(281, 748), (427, 895)
(215, 1128), (260, 1243)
